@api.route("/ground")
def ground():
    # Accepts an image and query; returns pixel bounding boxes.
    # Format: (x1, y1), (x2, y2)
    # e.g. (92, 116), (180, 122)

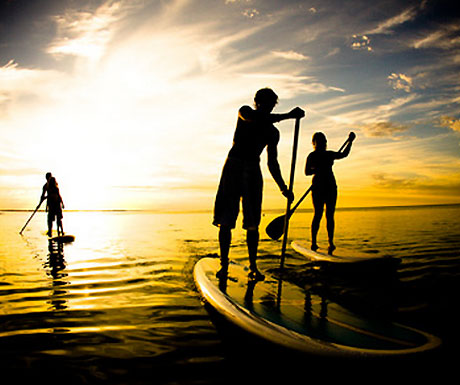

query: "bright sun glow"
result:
(1, 0), (460, 210)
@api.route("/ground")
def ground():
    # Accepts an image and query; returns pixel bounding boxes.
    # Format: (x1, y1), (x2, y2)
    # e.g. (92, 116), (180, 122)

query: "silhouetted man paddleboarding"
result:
(213, 88), (305, 281)
(40, 173), (65, 237)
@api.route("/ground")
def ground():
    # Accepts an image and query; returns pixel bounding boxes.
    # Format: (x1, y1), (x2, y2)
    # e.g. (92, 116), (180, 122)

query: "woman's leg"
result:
(311, 191), (324, 251)
(325, 190), (338, 254)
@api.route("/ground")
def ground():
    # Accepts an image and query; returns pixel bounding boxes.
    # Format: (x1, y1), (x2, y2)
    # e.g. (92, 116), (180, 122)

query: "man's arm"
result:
(40, 184), (47, 203)
(239, 106), (305, 123)
(271, 107), (305, 123)
(267, 137), (294, 201)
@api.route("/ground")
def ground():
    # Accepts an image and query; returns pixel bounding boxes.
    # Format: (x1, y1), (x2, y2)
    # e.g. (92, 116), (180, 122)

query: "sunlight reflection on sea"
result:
(1, 206), (459, 383)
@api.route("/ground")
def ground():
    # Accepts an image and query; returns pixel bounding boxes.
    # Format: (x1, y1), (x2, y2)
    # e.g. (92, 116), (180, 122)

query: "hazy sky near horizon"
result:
(1, 0), (459, 210)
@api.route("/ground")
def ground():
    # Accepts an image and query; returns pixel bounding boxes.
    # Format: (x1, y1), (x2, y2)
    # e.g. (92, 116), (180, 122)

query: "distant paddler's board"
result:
(292, 240), (386, 264)
(49, 234), (75, 243)
(194, 257), (440, 358)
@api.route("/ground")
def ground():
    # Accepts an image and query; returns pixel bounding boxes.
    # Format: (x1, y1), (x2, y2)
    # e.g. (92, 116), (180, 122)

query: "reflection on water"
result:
(45, 240), (68, 311)
(0, 206), (459, 383)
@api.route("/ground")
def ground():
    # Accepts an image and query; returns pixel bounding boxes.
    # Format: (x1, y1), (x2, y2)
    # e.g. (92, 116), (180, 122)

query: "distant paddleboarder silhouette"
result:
(213, 88), (305, 281)
(41, 173), (65, 237)
(305, 132), (355, 254)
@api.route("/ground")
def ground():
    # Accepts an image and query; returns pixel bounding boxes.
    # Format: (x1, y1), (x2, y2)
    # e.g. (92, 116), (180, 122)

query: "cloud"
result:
(271, 50), (310, 61)
(440, 116), (460, 132)
(388, 73), (413, 92)
(351, 35), (372, 51)
(242, 8), (259, 18)
(413, 23), (460, 50)
(372, 172), (420, 189)
(365, 7), (418, 35)
(372, 171), (460, 198)
(309, 94), (417, 132)
(242, 73), (344, 96)
(359, 121), (410, 137)
(0, 59), (66, 118)
(46, 1), (142, 62)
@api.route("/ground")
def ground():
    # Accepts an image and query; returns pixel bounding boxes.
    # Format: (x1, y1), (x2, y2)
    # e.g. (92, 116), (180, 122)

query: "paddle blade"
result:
(265, 215), (286, 240)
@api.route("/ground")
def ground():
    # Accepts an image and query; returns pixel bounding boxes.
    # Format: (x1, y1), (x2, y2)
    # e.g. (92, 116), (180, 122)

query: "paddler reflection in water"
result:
(40, 173), (65, 237)
(213, 88), (305, 281)
(305, 132), (355, 255)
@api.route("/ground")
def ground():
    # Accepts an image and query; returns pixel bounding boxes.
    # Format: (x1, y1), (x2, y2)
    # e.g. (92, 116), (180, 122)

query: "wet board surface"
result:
(49, 234), (75, 243)
(194, 257), (440, 358)
(292, 240), (386, 263)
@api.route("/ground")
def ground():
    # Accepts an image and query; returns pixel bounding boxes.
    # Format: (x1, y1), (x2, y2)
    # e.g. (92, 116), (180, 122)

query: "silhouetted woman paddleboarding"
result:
(305, 131), (355, 254)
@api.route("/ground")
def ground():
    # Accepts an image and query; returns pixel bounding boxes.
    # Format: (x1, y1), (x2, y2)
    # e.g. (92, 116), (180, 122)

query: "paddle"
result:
(267, 133), (354, 242)
(279, 117), (302, 268)
(266, 186), (312, 241)
(19, 199), (44, 235)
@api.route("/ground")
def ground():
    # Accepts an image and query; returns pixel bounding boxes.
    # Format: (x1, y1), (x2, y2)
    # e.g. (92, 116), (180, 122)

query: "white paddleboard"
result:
(194, 257), (440, 357)
(292, 240), (386, 263)
(49, 234), (75, 243)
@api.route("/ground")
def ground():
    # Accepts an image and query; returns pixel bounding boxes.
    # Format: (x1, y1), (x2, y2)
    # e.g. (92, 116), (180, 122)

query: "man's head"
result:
(46, 172), (52, 181)
(254, 88), (278, 113)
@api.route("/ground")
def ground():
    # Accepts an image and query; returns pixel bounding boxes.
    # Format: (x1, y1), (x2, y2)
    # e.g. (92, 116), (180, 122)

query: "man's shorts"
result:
(47, 205), (63, 222)
(213, 157), (263, 230)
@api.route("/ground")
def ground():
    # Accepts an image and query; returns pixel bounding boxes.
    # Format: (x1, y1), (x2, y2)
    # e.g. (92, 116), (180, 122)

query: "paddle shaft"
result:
(280, 117), (301, 268)
(19, 200), (44, 235)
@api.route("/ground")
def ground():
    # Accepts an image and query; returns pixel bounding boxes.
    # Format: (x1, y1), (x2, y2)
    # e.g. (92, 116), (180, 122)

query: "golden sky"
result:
(1, 0), (459, 210)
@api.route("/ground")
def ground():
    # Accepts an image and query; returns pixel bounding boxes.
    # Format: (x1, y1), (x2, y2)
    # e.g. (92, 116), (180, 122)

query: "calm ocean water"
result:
(1, 205), (460, 383)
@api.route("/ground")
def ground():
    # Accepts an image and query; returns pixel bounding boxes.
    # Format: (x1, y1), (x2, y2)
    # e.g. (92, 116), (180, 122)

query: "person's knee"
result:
(312, 211), (323, 223)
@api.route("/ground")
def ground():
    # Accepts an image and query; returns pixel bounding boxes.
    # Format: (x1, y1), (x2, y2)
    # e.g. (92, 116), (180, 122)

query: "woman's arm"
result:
(335, 140), (353, 159)
(335, 132), (356, 159)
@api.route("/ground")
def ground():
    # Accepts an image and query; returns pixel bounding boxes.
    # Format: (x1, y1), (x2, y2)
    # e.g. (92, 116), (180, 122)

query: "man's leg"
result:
(247, 228), (259, 270)
(217, 226), (231, 277)
(57, 218), (64, 236)
(47, 213), (53, 237)
(247, 228), (264, 281)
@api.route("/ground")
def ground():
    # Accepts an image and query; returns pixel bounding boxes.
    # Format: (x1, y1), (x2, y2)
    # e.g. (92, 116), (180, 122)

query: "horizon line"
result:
(2, 202), (460, 213)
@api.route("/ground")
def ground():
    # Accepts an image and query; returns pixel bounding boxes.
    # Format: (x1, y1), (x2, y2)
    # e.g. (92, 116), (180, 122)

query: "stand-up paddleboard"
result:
(194, 257), (440, 358)
(49, 234), (75, 243)
(292, 240), (389, 264)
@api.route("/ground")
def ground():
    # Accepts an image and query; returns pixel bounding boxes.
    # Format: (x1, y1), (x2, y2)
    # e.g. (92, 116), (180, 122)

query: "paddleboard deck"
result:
(194, 257), (440, 358)
(292, 240), (388, 263)
(49, 234), (75, 243)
